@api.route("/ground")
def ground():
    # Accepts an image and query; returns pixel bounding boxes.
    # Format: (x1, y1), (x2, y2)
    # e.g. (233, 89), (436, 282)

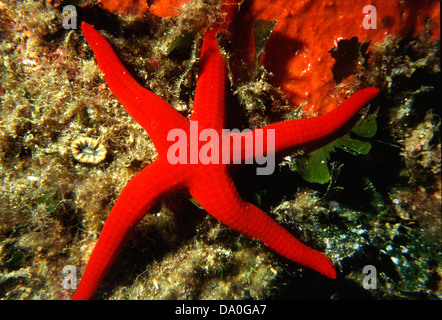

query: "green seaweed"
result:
(167, 30), (198, 55)
(253, 19), (277, 71)
(290, 111), (378, 184)
(37, 191), (61, 217)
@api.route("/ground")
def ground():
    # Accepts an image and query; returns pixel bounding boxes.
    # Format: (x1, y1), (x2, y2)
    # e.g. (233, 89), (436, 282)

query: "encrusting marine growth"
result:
(72, 0), (379, 299)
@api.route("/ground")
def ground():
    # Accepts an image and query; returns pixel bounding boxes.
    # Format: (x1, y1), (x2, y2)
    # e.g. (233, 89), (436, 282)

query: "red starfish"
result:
(72, 3), (379, 299)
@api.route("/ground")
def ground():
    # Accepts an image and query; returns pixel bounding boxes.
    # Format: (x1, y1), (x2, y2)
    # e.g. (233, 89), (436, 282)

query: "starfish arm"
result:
(189, 168), (336, 279)
(237, 88), (379, 160)
(72, 160), (184, 300)
(189, 0), (240, 128)
(189, 29), (227, 130)
(81, 22), (188, 154)
(189, 0), (240, 129)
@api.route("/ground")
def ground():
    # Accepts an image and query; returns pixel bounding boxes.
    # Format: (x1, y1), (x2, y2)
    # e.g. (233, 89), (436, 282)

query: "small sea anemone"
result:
(71, 137), (107, 164)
